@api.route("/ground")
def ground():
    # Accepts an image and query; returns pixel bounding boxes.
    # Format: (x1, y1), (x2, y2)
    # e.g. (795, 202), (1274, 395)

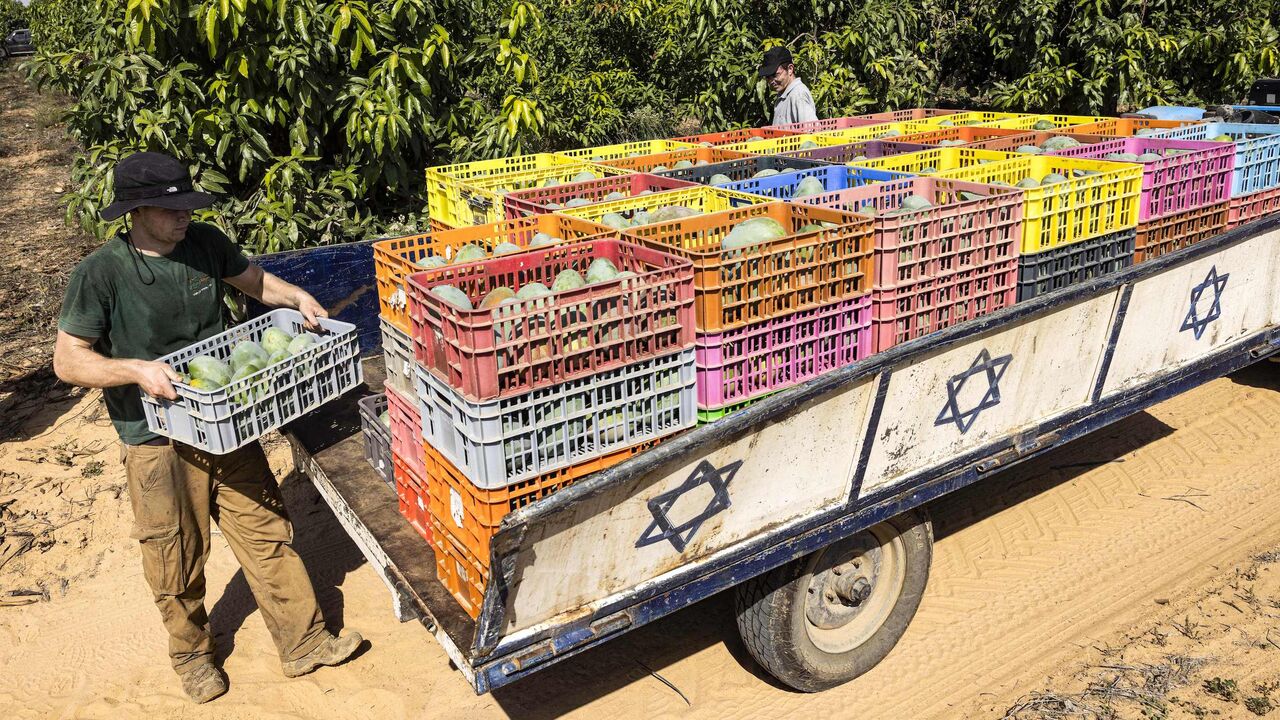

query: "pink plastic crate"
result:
(1047, 137), (1235, 221)
(797, 177), (1023, 286)
(503, 173), (698, 220)
(407, 238), (695, 402)
(386, 385), (426, 482)
(796, 177), (1023, 350)
(695, 294), (872, 410)
(1228, 186), (1280, 229)
(871, 261), (1018, 351)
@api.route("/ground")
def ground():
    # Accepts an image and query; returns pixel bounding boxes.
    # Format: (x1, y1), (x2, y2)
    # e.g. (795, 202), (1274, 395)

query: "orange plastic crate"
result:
(431, 517), (485, 618)
(620, 202), (874, 332)
(422, 438), (657, 570)
(598, 146), (751, 173)
(1134, 202), (1229, 263)
(1063, 118), (1203, 136)
(372, 215), (612, 334)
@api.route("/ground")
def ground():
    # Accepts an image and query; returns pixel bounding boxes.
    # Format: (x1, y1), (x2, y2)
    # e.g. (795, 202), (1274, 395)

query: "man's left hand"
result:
(297, 293), (329, 330)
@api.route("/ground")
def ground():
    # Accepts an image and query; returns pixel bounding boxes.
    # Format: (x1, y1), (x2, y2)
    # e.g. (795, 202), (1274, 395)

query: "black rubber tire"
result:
(733, 510), (933, 692)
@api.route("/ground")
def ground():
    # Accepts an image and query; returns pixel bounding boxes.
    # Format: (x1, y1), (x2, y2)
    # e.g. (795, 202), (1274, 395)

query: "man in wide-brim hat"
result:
(53, 151), (363, 704)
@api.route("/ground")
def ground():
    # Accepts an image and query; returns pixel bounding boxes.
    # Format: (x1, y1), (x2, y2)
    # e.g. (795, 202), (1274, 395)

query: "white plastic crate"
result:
(142, 309), (363, 454)
(380, 318), (416, 398)
(358, 393), (393, 487)
(414, 349), (696, 489)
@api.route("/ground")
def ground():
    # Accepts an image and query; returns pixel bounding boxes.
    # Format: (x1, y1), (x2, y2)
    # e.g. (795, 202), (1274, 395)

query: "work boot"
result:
(282, 631), (364, 678)
(179, 661), (227, 704)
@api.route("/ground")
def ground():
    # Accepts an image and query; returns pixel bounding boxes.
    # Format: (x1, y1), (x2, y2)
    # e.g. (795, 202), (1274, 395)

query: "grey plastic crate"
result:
(380, 318), (416, 398)
(414, 349), (697, 489)
(359, 394), (393, 487)
(142, 309), (363, 454)
(1016, 229), (1136, 302)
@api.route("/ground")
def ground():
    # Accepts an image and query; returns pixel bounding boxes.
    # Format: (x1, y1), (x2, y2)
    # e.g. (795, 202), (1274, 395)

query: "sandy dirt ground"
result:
(4, 64), (1280, 719)
(2, 368), (1279, 720)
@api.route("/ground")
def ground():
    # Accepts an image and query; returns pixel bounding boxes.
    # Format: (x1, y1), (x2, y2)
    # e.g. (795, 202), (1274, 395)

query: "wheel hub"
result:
(805, 540), (880, 630)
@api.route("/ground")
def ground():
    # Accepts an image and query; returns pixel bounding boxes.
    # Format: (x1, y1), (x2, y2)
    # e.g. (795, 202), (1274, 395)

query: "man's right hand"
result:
(132, 360), (182, 400)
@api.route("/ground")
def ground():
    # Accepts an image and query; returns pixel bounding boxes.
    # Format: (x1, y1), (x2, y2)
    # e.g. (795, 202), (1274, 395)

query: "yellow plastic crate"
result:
(978, 114), (1114, 130)
(430, 161), (625, 228)
(556, 139), (700, 163)
(909, 111), (1031, 127)
(849, 147), (1018, 174)
(426, 154), (607, 228)
(558, 185), (769, 226)
(937, 156), (1142, 254)
(719, 133), (849, 154)
(814, 121), (942, 144)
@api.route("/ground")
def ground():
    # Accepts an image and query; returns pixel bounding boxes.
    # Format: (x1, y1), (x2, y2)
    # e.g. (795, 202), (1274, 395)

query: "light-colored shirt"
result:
(772, 79), (818, 126)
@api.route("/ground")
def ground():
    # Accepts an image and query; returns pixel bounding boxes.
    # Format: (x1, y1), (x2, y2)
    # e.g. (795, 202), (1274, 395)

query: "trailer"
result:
(274, 213), (1280, 695)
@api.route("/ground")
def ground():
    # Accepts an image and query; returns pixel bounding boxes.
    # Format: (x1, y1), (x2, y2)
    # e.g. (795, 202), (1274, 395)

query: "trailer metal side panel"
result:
(472, 218), (1280, 685)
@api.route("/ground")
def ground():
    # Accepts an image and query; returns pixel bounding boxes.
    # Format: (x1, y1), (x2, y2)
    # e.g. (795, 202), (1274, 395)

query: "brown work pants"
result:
(123, 441), (327, 674)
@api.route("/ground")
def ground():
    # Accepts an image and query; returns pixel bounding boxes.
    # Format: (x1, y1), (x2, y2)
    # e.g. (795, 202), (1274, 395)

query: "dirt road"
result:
(3, 365), (1280, 719)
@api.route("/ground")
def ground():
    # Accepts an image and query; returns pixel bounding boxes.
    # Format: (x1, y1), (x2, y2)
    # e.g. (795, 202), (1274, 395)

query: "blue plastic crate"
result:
(720, 165), (913, 201)
(1151, 122), (1280, 196)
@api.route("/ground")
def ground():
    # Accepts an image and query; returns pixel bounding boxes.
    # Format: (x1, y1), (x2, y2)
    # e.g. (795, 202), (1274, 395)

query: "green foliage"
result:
(0, 0), (27, 34)
(19, 0), (1280, 254)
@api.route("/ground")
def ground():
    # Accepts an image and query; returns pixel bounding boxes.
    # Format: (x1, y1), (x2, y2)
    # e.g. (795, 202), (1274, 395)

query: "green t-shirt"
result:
(58, 222), (251, 444)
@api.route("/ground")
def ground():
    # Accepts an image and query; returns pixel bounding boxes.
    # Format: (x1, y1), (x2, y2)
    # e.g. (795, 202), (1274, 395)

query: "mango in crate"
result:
(261, 327), (294, 356)
(603, 191), (626, 201)
(188, 354), (232, 388)
(552, 269), (586, 292)
(674, 160), (695, 169)
(793, 176), (826, 198)
(232, 361), (266, 405)
(1032, 119), (1057, 130)
(230, 340), (269, 371)
(415, 255), (447, 269)
(493, 241), (521, 256)
(572, 170), (598, 182)
(431, 284), (474, 310)
(710, 173), (733, 186)
(564, 197), (592, 208)
(586, 258), (620, 284)
(452, 243), (487, 264)
(753, 168), (779, 179)
(530, 232), (560, 248)
(480, 287), (516, 310)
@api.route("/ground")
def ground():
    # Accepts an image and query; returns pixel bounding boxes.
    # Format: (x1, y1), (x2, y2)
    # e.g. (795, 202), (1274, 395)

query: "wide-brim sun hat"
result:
(101, 151), (217, 221)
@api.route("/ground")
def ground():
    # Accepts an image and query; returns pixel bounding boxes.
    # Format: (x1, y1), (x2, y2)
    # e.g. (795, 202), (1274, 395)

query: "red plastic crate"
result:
(422, 438), (657, 570)
(373, 215), (611, 334)
(672, 127), (804, 146)
(503, 173), (698, 220)
(1048, 137), (1235, 221)
(393, 450), (432, 544)
(1228, 186), (1280, 230)
(1134, 202), (1229, 263)
(695, 294), (872, 410)
(620, 202), (874, 333)
(407, 238), (696, 402)
(386, 385), (426, 481)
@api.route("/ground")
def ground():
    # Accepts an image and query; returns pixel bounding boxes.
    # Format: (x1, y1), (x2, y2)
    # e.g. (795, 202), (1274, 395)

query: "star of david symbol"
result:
(934, 348), (1013, 434)
(635, 460), (741, 553)
(1180, 266), (1229, 341)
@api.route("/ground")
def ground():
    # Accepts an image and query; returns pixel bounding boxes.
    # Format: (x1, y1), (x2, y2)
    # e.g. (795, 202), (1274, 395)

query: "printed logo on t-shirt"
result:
(189, 273), (214, 298)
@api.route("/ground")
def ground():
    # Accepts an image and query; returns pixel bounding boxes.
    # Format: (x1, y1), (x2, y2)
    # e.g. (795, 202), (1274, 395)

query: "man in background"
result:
(760, 46), (818, 126)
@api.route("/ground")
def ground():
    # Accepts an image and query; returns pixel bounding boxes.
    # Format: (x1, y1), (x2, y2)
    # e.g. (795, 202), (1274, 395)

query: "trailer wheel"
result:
(733, 510), (933, 692)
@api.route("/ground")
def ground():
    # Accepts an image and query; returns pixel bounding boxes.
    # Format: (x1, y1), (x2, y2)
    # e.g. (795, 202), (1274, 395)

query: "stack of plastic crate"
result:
(372, 214), (614, 552)
(935, 155), (1142, 301)
(618, 201), (876, 422)
(404, 235), (700, 617)
(795, 177), (1024, 351)
(1046, 137), (1235, 262)
(1149, 123), (1280, 232)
